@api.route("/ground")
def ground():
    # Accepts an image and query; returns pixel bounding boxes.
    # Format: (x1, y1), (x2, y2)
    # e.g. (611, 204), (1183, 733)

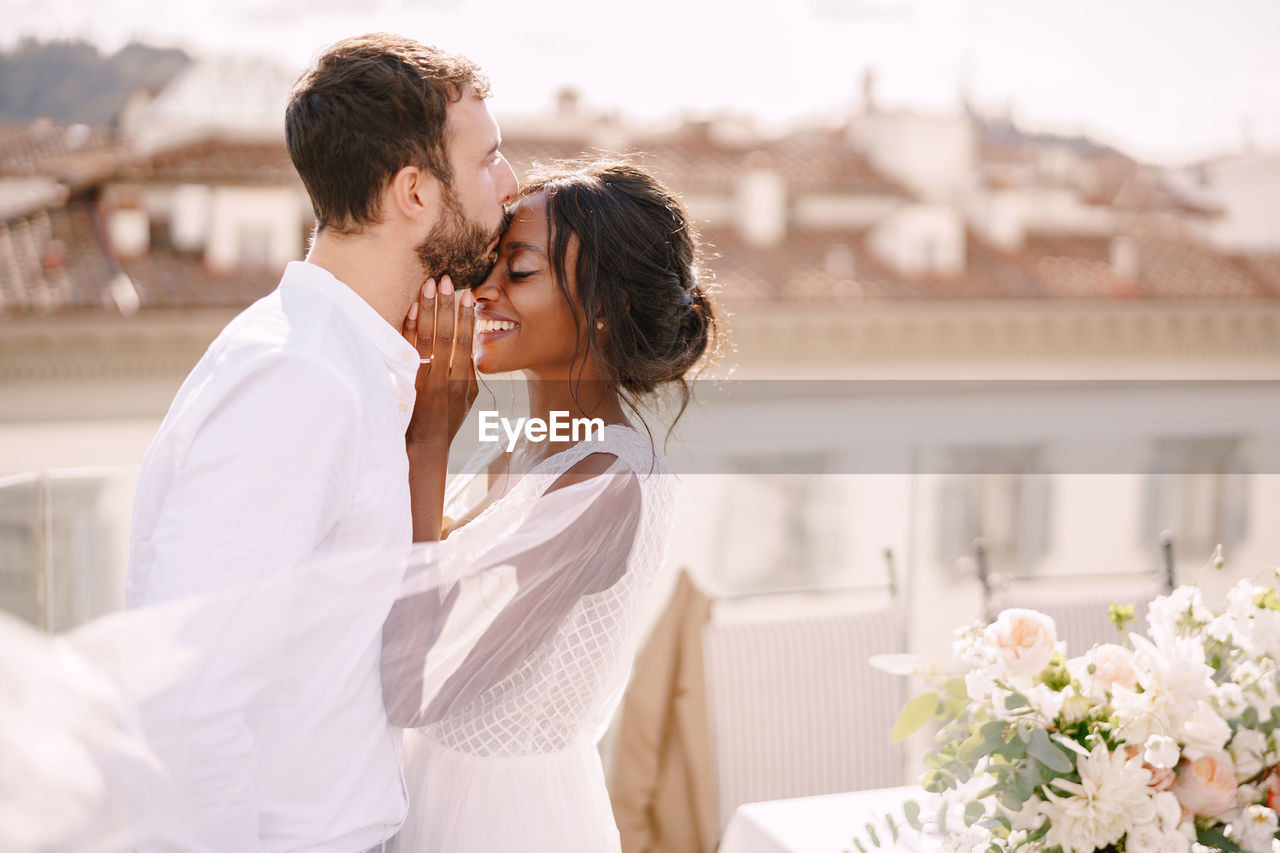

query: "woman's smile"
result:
(475, 314), (520, 340)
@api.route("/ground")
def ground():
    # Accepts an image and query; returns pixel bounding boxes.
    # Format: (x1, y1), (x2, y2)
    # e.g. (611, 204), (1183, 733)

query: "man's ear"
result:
(386, 165), (442, 227)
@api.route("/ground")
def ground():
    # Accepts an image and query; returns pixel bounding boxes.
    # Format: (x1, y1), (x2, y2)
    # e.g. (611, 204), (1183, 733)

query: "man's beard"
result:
(414, 187), (500, 290)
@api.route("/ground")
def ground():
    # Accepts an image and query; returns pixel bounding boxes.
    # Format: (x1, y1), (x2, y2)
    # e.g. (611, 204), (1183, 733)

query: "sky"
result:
(3, 0), (1279, 166)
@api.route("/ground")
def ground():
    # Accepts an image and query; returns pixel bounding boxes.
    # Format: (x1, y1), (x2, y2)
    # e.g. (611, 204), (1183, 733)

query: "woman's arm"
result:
(381, 457), (643, 727)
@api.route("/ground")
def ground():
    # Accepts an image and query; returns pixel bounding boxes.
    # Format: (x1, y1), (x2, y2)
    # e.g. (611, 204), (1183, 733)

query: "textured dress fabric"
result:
(386, 424), (677, 853)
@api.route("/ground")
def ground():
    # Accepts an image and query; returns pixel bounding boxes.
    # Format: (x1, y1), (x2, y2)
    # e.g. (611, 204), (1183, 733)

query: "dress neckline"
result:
(447, 423), (650, 534)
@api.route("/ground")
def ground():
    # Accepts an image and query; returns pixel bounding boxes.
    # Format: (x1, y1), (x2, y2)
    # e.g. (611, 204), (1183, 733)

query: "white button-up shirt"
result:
(127, 261), (419, 852)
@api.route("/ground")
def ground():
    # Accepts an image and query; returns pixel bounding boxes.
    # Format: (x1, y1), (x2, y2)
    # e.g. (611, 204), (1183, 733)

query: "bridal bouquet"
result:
(881, 570), (1280, 853)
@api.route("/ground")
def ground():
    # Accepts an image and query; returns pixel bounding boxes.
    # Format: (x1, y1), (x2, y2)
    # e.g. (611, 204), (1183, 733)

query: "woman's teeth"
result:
(476, 319), (518, 333)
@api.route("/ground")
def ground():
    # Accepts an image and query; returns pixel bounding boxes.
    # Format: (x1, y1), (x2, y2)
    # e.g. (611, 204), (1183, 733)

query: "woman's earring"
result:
(596, 320), (605, 330)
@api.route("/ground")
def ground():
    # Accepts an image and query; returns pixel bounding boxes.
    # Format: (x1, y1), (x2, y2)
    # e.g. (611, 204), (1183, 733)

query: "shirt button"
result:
(401, 350), (416, 363)
(399, 402), (409, 412)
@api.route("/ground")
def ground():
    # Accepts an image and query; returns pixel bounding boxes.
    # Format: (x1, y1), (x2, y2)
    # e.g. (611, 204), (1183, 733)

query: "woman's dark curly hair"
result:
(516, 160), (719, 435)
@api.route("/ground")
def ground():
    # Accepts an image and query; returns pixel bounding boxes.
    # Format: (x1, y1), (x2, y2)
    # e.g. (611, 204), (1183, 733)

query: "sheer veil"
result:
(0, 425), (675, 851)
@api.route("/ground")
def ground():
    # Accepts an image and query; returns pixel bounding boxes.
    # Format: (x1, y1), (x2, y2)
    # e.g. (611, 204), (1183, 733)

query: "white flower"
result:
(1147, 587), (1213, 646)
(1154, 791), (1183, 829)
(1115, 635), (1213, 745)
(1230, 729), (1269, 782)
(1145, 735), (1182, 770)
(985, 609), (1058, 679)
(1127, 821), (1192, 853)
(943, 823), (993, 853)
(1213, 682), (1249, 718)
(1232, 805), (1278, 853)
(1237, 782), (1262, 808)
(1180, 702), (1232, 756)
(963, 667), (996, 705)
(1059, 687), (1092, 725)
(1023, 683), (1066, 723)
(1039, 744), (1157, 853)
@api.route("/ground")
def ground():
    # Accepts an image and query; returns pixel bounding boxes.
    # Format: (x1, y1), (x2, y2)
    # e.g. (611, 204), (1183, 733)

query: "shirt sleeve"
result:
(381, 459), (643, 729)
(133, 353), (361, 850)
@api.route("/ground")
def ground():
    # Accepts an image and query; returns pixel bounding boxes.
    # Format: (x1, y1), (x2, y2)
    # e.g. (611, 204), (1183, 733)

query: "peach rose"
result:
(986, 609), (1057, 679)
(1172, 751), (1238, 818)
(1090, 643), (1138, 692)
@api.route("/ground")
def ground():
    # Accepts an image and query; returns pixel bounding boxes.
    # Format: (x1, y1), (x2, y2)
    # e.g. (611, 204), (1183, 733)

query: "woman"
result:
(381, 161), (717, 852)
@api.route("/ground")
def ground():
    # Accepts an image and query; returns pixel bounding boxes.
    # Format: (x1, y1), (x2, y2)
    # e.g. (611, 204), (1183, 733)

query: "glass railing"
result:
(0, 466), (137, 631)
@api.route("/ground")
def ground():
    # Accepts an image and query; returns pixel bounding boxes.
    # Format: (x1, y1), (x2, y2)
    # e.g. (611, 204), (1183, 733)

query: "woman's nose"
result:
(471, 269), (502, 302)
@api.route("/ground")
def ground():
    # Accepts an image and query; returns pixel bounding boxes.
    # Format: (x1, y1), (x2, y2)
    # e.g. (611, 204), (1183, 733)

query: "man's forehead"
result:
(446, 92), (501, 150)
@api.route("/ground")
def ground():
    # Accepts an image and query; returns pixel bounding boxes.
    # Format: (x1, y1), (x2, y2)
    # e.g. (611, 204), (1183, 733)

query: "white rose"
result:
(986, 609), (1057, 679)
(1230, 729), (1269, 782)
(1145, 735), (1182, 770)
(1154, 791), (1182, 830)
(1180, 702), (1232, 756)
(1126, 822), (1165, 853)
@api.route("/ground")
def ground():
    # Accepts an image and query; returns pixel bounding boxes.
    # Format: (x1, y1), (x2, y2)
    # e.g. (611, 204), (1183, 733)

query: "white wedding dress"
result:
(383, 423), (676, 853)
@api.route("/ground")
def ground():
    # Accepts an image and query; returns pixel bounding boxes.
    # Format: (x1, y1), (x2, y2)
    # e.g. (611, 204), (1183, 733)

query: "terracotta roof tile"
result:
(0, 121), (128, 188)
(0, 202), (118, 313)
(116, 139), (300, 185)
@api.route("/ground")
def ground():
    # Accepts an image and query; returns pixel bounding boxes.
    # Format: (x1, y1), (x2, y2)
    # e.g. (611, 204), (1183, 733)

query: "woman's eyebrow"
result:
(505, 241), (547, 259)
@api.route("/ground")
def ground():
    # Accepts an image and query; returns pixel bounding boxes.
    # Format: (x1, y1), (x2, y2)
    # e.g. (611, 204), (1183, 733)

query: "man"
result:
(125, 33), (517, 851)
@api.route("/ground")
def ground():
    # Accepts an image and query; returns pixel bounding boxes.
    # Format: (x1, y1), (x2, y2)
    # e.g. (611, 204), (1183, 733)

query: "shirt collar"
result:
(282, 261), (421, 381)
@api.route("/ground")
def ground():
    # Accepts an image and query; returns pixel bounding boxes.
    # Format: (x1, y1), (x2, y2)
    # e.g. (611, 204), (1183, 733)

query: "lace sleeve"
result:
(381, 456), (643, 728)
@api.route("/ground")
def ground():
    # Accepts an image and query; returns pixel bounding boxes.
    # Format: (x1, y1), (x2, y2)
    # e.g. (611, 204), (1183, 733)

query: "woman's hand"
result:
(401, 275), (478, 541)
(402, 275), (479, 449)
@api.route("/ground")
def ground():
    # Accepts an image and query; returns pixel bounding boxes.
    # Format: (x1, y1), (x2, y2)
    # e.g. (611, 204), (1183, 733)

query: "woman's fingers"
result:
(452, 289), (475, 379)
(431, 276), (455, 367)
(401, 300), (418, 346)
(418, 278), (437, 354)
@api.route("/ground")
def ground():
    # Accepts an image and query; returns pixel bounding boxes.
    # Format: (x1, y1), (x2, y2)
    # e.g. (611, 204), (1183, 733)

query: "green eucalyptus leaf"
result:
(958, 720), (1007, 763)
(891, 692), (940, 743)
(1026, 727), (1073, 773)
(1196, 824), (1242, 852)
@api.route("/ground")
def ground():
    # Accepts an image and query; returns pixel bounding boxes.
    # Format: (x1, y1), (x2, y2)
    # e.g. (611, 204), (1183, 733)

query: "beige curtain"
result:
(610, 570), (717, 853)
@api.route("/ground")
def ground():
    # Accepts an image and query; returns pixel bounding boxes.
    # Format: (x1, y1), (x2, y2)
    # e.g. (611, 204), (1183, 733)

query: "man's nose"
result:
(498, 155), (518, 206)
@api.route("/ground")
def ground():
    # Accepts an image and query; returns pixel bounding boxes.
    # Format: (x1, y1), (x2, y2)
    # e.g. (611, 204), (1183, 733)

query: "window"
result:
(713, 452), (847, 592)
(238, 223), (271, 268)
(935, 444), (1052, 572)
(1143, 437), (1249, 558)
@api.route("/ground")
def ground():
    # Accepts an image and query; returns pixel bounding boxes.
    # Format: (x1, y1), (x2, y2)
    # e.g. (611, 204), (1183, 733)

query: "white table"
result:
(719, 786), (942, 853)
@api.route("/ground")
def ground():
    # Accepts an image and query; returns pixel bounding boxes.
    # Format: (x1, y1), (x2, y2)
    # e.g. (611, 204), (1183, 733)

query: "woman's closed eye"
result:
(507, 268), (537, 280)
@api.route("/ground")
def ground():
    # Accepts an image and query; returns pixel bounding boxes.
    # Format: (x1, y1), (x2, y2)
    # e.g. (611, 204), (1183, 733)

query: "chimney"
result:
(735, 163), (786, 248)
(103, 185), (149, 260)
(862, 68), (878, 115)
(1110, 235), (1139, 279)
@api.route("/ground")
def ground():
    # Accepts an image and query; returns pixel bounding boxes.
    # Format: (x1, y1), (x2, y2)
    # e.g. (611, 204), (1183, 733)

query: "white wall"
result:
(206, 186), (304, 272)
(849, 112), (976, 201)
(865, 202), (965, 276)
(1203, 154), (1280, 252)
